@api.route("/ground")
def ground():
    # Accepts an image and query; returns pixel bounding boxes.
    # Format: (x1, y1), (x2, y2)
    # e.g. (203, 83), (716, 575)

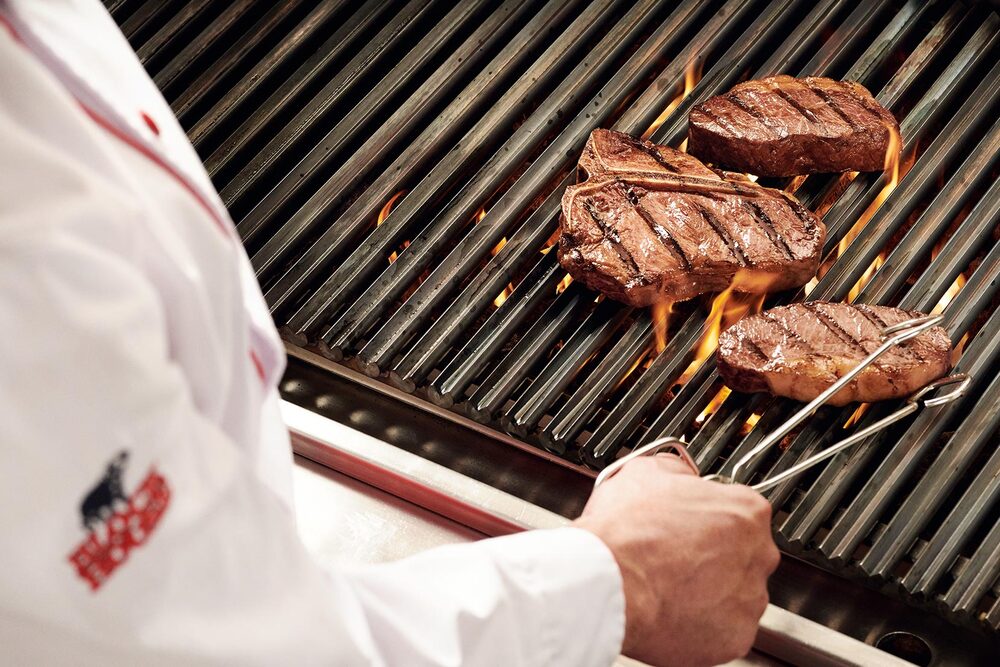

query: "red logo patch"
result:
(68, 466), (170, 591)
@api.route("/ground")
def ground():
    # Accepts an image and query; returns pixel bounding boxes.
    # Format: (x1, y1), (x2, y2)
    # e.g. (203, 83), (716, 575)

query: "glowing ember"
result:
(932, 273), (966, 315)
(556, 274), (573, 294)
(652, 301), (673, 353)
(494, 282), (514, 308)
(696, 386), (731, 425)
(843, 403), (870, 429)
(642, 59), (703, 140)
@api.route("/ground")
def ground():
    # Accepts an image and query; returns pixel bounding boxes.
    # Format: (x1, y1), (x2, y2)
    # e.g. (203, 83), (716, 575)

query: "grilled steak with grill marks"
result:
(558, 129), (826, 306)
(717, 302), (952, 406)
(688, 75), (899, 176)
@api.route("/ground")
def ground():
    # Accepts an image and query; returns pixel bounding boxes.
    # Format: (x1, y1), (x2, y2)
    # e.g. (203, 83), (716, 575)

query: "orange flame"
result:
(847, 254), (885, 303)
(740, 412), (762, 436)
(652, 301), (673, 353)
(696, 386), (731, 426)
(932, 273), (966, 315)
(377, 190), (408, 264)
(837, 125), (907, 259)
(677, 270), (783, 386)
(556, 274), (573, 294)
(614, 345), (654, 391)
(541, 227), (561, 254)
(491, 236), (508, 256)
(494, 282), (514, 308)
(642, 59), (703, 140)
(843, 403), (870, 429)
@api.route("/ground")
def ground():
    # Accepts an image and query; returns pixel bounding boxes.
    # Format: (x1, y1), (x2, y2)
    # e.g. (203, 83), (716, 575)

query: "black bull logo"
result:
(80, 451), (130, 532)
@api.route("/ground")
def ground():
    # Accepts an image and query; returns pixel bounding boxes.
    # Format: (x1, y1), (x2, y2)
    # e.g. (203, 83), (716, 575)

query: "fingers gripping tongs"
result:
(595, 314), (971, 490)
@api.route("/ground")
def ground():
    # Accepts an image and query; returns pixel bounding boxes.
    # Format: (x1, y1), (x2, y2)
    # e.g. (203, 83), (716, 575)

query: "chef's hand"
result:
(575, 454), (780, 667)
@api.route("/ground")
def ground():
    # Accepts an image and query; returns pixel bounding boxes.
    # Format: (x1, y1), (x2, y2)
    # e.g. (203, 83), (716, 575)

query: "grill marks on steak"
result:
(558, 129), (825, 306)
(688, 75), (900, 176)
(717, 302), (952, 406)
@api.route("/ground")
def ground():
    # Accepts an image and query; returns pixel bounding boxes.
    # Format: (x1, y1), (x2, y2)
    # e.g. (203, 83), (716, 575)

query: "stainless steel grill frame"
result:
(110, 0), (1000, 663)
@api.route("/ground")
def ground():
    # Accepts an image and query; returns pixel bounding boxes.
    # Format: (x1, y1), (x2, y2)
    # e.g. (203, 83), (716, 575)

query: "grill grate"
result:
(110, 0), (1000, 636)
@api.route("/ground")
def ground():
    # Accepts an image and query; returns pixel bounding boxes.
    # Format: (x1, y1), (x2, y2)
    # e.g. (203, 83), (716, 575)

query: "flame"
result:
(377, 190), (408, 264)
(494, 282), (514, 308)
(474, 207), (487, 224)
(846, 253), (885, 303)
(642, 59), (703, 140)
(614, 345), (654, 391)
(740, 412), (762, 436)
(696, 386), (731, 426)
(836, 125), (908, 259)
(677, 270), (783, 386)
(541, 227), (561, 254)
(491, 236), (508, 256)
(843, 403), (870, 429)
(803, 276), (819, 296)
(932, 273), (966, 315)
(652, 301), (673, 353)
(556, 274), (573, 294)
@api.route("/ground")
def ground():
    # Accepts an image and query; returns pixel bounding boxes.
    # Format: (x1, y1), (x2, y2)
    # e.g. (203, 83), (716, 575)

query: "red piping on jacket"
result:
(2, 13), (268, 385)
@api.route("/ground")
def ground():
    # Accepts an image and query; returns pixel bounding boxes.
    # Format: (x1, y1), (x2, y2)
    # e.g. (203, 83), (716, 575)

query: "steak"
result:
(558, 129), (826, 306)
(717, 302), (952, 406)
(688, 75), (900, 176)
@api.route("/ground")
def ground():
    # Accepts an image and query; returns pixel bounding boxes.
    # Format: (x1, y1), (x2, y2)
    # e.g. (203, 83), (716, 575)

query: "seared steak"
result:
(558, 129), (826, 306)
(717, 302), (952, 406)
(688, 75), (899, 176)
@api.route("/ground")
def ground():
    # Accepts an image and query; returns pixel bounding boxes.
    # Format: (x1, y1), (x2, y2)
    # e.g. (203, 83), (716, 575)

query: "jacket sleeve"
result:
(0, 82), (625, 667)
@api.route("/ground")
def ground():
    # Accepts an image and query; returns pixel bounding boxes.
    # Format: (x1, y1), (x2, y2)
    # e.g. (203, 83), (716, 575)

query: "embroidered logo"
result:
(68, 451), (170, 591)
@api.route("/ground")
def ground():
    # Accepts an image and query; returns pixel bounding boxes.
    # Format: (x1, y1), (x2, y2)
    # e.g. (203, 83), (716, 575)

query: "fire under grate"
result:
(109, 0), (1000, 645)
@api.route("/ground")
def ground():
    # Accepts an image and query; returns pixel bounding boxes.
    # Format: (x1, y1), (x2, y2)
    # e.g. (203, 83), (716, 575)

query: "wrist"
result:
(573, 517), (657, 657)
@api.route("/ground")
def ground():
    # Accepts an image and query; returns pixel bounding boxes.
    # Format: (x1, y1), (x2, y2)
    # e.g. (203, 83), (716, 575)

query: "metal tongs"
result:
(595, 314), (970, 491)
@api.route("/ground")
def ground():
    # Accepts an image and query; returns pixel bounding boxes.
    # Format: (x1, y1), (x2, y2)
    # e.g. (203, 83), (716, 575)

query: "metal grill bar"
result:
(245, 0), (502, 277)
(466, 284), (591, 421)
(221, 0), (435, 211)
(132, 0), (213, 67)
(152, 0), (256, 98)
(202, 0), (391, 182)
(171, 2), (303, 125)
(428, 252), (564, 406)
(390, 0), (758, 390)
(319, 0), (675, 358)
(283, 0), (623, 336)
(184, 1), (346, 148)
(266, 0), (585, 322)
(860, 370), (1000, 577)
(540, 314), (652, 451)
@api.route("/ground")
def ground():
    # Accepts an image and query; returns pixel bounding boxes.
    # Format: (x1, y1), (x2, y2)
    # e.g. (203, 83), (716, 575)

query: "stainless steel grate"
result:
(108, 0), (1000, 646)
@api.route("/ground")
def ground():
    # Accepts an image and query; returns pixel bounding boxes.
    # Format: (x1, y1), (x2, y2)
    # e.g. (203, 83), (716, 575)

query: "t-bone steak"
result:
(558, 129), (826, 306)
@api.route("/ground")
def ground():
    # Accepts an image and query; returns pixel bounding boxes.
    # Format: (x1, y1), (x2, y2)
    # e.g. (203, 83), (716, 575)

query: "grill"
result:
(109, 1), (1000, 663)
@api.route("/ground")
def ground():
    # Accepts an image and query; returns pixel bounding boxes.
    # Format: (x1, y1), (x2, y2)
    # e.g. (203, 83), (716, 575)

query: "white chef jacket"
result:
(0, 1), (625, 665)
